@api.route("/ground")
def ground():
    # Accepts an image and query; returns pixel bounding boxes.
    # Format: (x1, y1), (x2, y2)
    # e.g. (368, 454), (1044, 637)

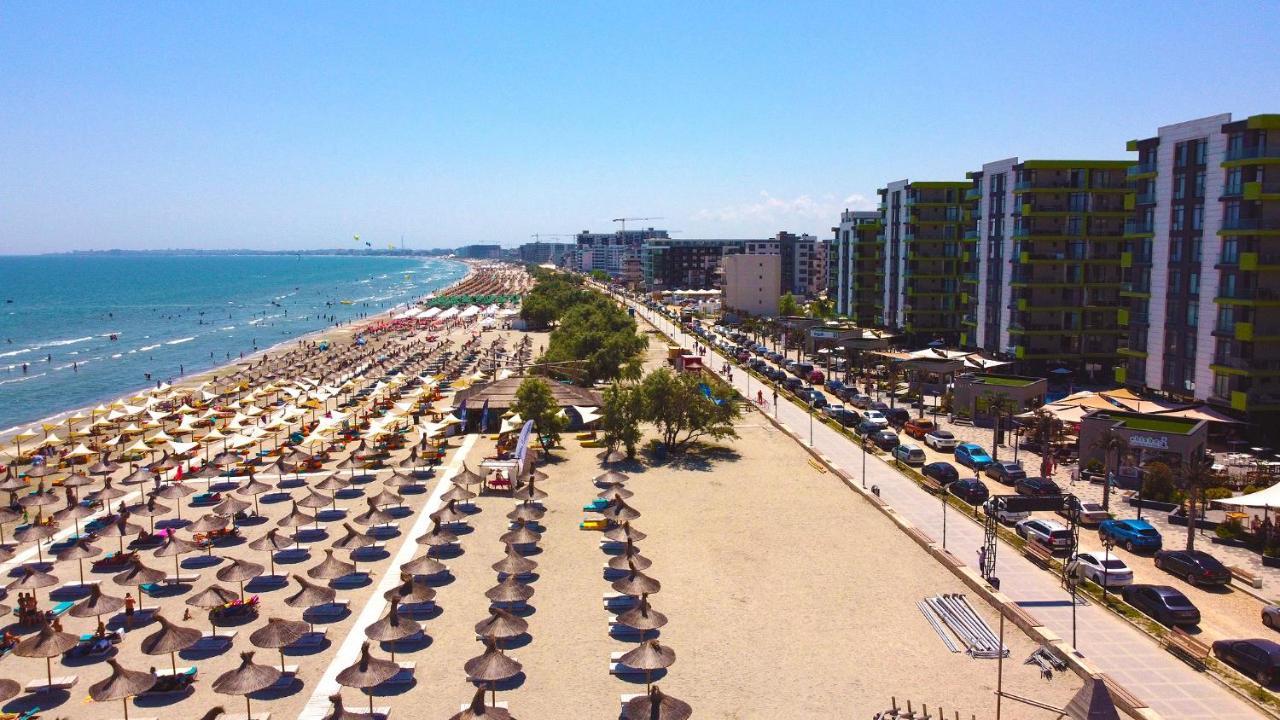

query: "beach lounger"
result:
(51, 600), (74, 618)
(290, 629), (327, 646)
(608, 623), (657, 641)
(383, 661), (417, 686)
(164, 573), (201, 584)
(306, 599), (350, 621)
(55, 579), (100, 594)
(143, 667), (197, 695)
(24, 675), (78, 692)
(582, 498), (609, 512)
(155, 666), (196, 678)
(580, 519), (608, 531)
(602, 593), (637, 611)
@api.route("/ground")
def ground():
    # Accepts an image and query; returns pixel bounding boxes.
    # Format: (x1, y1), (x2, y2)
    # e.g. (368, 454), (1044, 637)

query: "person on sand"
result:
(123, 592), (136, 629)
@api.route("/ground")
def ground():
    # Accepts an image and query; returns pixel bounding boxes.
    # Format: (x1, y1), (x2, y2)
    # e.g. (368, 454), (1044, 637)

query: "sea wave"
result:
(138, 343), (162, 352)
(166, 337), (195, 346)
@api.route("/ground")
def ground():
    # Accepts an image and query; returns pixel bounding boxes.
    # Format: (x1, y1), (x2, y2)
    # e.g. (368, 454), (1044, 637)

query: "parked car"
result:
(782, 377), (804, 393)
(892, 444), (926, 466)
(821, 403), (845, 419)
(1122, 584), (1201, 627)
(856, 420), (879, 437)
(805, 390), (828, 409)
(954, 443), (993, 470)
(924, 429), (958, 451)
(949, 478), (990, 505)
(1056, 497), (1110, 526)
(903, 418), (937, 440)
(809, 370), (825, 385)
(872, 430), (900, 451)
(1213, 638), (1280, 685)
(923, 462), (960, 486)
(1154, 550), (1231, 587)
(848, 393), (872, 409)
(1099, 518), (1163, 553)
(1014, 476), (1061, 496)
(1067, 551), (1134, 588)
(870, 401), (891, 413)
(884, 408), (911, 427)
(830, 408), (861, 427)
(1262, 606), (1280, 631)
(862, 410), (889, 429)
(984, 497), (1031, 525)
(825, 379), (845, 394)
(984, 461), (1027, 485)
(1015, 518), (1074, 551)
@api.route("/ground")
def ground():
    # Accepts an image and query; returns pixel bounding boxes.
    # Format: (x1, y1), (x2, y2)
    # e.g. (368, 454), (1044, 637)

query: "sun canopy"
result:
(1216, 483), (1280, 508)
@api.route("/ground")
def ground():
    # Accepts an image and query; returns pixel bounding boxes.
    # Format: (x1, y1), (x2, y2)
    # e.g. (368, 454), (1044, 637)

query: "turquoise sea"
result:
(0, 254), (467, 432)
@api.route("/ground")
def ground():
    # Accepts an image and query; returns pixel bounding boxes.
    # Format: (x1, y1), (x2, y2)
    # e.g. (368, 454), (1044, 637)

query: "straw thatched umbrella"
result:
(430, 499), (467, 525)
(153, 481), (196, 521)
(353, 497), (394, 527)
(57, 537), (102, 585)
(298, 489), (334, 511)
(453, 463), (484, 488)
(383, 575), (436, 604)
(618, 639), (676, 691)
(594, 470), (629, 485)
(113, 560), (166, 610)
(141, 613), (203, 675)
(217, 558), (265, 601)
(491, 543), (536, 577)
(248, 528), (292, 575)
(616, 594), (668, 632)
(485, 576), (533, 605)
(381, 470), (417, 489)
(187, 584), (239, 636)
(414, 520), (459, 551)
(505, 504), (544, 523)
(600, 497), (641, 523)
(89, 659), (157, 720)
(464, 638), (522, 707)
(499, 520), (541, 547)
(154, 532), (201, 580)
(604, 521), (647, 544)
(367, 488), (402, 509)
(55, 500), (96, 537)
(0, 678), (20, 705)
(212, 651), (282, 720)
(189, 512), (229, 534)
(440, 484), (476, 505)
(130, 496), (171, 534)
(309, 548), (355, 580)
(512, 480), (546, 503)
(15, 620), (79, 688)
(13, 512), (58, 565)
(215, 495), (253, 518)
(18, 481), (59, 509)
(86, 459), (120, 477)
(363, 597), (421, 661)
(121, 467), (155, 487)
(449, 687), (516, 720)
(332, 522), (375, 551)
(474, 608), (528, 644)
(285, 574), (336, 631)
(7, 564), (58, 606)
(611, 565), (661, 597)
(250, 616), (310, 672)
(315, 473), (350, 493)
(597, 449), (628, 464)
(71, 583), (127, 622)
(400, 552), (447, 577)
(323, 692), (382, 720)
(278, 500), (317, 529)
(235, 476), (271, 515)
(97, 512), (143, 553)
(622, 686), (691, 720)
(0, 505), (20, 545)
(597, 484), (634, 502)
(336, 642), (400, 714)
(608, 539), (652, 572)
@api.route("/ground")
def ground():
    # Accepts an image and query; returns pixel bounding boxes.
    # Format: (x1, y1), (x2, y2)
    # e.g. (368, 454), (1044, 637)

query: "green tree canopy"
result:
(601, 382), (643, 458)
(636, 367), (740, 453)
(511, 377), (567, 450)
(778, 292), (801, 317)
(541, 297), (646, 385)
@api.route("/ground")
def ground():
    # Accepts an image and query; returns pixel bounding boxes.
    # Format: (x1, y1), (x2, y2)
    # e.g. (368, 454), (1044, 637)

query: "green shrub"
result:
(1142, 461), (1177, 503)
(1203, 487), (1234, 501)
(1216, 517), (1244, 540)
(1086, 459), (1104, 474)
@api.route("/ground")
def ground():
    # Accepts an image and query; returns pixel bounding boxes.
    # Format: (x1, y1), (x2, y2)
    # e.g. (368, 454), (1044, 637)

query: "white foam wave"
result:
(165, 337), (195, 346)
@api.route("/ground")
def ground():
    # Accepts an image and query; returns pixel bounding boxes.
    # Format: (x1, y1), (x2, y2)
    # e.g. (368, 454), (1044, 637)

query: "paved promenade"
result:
(630, 300), (1262, 720)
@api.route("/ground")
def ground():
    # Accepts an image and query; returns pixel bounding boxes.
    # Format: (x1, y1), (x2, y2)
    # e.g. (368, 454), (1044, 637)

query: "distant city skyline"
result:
(2, 2), (1277, 254)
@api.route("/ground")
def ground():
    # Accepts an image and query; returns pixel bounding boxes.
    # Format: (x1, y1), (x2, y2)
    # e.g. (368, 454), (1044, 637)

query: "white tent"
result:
(1217, 484), (1280, 509)
(422, 307), (442, 318)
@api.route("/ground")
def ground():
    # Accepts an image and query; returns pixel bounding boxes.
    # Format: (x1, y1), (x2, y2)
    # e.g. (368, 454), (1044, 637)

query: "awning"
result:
(1151, 405), (1245, 424)
(1217, 484), (1280, 508)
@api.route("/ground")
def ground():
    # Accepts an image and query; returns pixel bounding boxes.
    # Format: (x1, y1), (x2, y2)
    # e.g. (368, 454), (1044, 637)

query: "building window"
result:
(1192, 205), (1204, 231)
(1172, 206), (1185, 231)
(1187, 304), (1198, 326)
(1195, 140), (1207, 165)
(1226, 167), (1243, 195)
(1189, 271), (1199, 295)
(1214, 374), (1231, 399)
(1174, 176), (1186, 200)
(1170, 239), (1183, 262)
(1175, 142), (1189, 168)
(1194, 171), (1205, 198)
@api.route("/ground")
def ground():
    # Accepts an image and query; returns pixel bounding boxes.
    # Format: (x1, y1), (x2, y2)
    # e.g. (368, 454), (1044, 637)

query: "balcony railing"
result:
(1134, 192), (1157, 205)
(1127, 161), (1158, 176)
(1226, 145), (1280, 162)
(1224, 217), (1280, 231)
(1125, 219), (1154, 234)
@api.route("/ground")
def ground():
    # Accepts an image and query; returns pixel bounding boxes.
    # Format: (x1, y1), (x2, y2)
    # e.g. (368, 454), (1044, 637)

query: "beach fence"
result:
(877, 698), (976, 719)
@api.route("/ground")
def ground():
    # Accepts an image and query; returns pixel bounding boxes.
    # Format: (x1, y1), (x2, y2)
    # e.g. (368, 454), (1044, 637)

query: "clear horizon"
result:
(2, 2), (1277, 254)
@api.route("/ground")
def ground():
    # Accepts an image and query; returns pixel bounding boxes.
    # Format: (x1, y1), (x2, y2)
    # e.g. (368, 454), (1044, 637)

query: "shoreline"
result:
(0, 258), (478, 447)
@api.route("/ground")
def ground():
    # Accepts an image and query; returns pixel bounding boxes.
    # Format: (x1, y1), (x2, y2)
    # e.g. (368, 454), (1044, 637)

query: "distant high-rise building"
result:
(518, 241), (573, 265)
(723, 253), (782, 317)
(573, 228), (669, 278)
(455, 244), (503, 260)
(832, 210), (882, 324)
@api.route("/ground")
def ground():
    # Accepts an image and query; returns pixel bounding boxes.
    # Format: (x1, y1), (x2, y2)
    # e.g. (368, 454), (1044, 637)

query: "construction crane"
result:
(529, 233), (573, 243)
(612, 217), (663, 237)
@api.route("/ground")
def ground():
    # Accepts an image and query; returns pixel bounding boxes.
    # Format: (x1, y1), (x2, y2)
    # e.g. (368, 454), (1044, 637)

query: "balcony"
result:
(1134, 191), (1157, 205)
(1226, 145), (1280, 162)
(1223, 217), (1280, 231)
(1124, 219), (1154, 236)
(1127, 161), (1158, 177)
(964, 188), (982, 201)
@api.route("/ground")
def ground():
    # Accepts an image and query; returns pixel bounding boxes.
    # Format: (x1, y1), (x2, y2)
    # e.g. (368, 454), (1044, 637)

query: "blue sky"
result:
(2, 2), (1277, 253)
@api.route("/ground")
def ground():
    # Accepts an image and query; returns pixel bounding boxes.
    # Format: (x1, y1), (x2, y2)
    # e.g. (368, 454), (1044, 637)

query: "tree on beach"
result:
(601, 382), (643, 458)
(541, 300), (646, 385)
(637, 368), (740, 453)
(980, 391), (1018, 462)
(512, 377), (567, 450)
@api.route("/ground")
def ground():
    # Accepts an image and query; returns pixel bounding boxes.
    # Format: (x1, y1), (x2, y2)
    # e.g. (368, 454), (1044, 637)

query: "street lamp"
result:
(1101, 537), (1115, 601)
(808, 398), (815, 447)
(860, 434), (868, 488)
(941, 492), (948, 548)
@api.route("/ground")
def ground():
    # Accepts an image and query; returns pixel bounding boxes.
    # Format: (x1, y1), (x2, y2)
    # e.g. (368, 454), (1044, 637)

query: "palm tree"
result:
(1091, 429), (1128, 512)
(983, 392), (1018, 463)
(1179, 454), (1217, 552)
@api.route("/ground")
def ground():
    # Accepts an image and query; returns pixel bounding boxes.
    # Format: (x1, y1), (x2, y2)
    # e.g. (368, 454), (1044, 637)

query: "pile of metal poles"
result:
(920, 593), (1008, 659)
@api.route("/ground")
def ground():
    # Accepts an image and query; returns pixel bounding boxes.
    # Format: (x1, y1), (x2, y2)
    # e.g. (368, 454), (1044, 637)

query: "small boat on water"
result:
(340, 299), (354, 305)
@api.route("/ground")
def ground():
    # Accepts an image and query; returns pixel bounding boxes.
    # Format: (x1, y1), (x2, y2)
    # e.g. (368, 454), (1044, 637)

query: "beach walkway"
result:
(632, 299), (1263, 720)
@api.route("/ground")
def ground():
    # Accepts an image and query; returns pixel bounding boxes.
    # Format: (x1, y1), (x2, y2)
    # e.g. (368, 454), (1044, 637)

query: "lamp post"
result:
(1101, 537), (1115, 601)
(941, 492), (948, 548)
(861, 434), (868, 488)
(808, 398), (815, 447)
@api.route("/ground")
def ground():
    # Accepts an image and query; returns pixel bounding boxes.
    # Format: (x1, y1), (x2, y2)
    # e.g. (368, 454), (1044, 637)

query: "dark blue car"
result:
(1099, 518), (1163, 553)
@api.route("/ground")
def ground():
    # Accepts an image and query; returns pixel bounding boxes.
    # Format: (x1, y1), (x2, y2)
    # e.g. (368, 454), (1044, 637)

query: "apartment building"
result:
(875, 180), (969, 345)
(1119, 113), (1280, 420)
(962, 159), (1017, 354)
(640, 238), (755, 290)
(723, 253), (782, 316)
(832, 210), (882, 324)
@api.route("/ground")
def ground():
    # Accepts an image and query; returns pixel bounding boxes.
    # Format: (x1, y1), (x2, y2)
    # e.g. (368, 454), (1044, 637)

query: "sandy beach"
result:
(0, 272), (1083, 720)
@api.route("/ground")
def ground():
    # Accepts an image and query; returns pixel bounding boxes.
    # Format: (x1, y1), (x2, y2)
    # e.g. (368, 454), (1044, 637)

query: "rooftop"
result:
(1101, 412), (1203, 435)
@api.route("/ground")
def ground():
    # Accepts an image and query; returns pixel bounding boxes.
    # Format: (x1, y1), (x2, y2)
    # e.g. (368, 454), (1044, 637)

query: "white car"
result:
(862, 410), (889, 429)
(983, 498), (1030, 525)
(1015, 518), (1074, 551)
(1066, 551), (1133, 588)
(924, 429), (957, 451)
